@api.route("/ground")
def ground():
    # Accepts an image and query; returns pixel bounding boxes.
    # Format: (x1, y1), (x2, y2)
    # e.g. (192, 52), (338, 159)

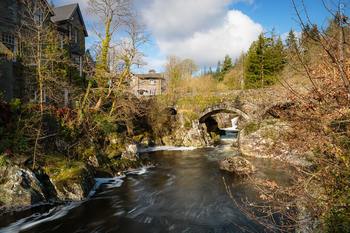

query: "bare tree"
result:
(288, 0), (350, 96)
(88, 0), (132, 101)
(18, 0), (71, 169)
(231, 1), (350, 232)
(109, 17), (149, 115)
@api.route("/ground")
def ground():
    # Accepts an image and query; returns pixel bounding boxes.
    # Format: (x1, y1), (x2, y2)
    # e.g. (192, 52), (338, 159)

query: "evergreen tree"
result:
(222, 55), (233, 74)
(301, 24), (319, 49)
(244, 33), (286, 89)
(286, 29), (298, 51)
(285, 29), (302, 67)
(271, 36), (286, 72)
(214, 61), (223, 81)
(216, 61), (221, 74)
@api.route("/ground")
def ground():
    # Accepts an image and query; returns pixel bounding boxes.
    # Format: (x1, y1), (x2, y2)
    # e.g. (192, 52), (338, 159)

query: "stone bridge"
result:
(197, 87), (291, 123)
(164, 85), (301, 147)
(170, 86), (292, 133)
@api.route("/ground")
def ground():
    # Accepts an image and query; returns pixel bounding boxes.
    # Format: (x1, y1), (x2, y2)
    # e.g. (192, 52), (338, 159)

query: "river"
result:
(0, 146), (293, 233)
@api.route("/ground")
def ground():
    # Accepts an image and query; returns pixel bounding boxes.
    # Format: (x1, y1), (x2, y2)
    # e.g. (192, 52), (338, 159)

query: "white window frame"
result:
(74, 29), (78, 43)
(34, 10), (44, 24)
(68, 25), (72, 40)
(1, 33), (15, 47)
(59, 34), (64, 49)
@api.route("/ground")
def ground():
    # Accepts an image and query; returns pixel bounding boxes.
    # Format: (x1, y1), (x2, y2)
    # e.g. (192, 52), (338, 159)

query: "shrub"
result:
(243, 121), (261, 135)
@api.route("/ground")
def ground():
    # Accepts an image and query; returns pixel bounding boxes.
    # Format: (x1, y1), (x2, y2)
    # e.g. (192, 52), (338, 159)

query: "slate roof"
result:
(137, 73), (165, 80)
(51, 3), (88, 36)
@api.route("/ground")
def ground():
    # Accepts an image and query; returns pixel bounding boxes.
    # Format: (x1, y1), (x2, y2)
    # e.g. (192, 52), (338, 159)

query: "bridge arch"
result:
(198, 104), (250, 124)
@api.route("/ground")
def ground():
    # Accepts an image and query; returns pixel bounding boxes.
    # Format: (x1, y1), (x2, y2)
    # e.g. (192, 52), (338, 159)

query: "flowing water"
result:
(0, 146), (293, 233)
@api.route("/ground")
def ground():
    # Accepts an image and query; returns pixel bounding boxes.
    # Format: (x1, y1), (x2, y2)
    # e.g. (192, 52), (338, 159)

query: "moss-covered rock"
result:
(111, 158), (143, 172)
(43, 156), (95, 201)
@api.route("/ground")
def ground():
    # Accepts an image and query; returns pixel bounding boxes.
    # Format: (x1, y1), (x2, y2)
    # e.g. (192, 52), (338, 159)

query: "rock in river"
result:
(219, 156), (256, 176)
(0, 165), (47, 209)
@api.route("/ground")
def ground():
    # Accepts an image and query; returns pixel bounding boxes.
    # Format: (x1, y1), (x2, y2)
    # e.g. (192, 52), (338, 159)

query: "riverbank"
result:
(0, 144), (198, 214)
(0, 147), (296, 233)
(0, 156), (147, 214)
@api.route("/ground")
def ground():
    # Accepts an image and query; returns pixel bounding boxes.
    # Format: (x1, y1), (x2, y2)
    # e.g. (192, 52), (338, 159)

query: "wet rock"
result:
(183, 121), (213, 147)
(50, 164), (95, 201)
(140, 135), (154, 147)
(88, 155), (100, 167)
(162, 121), (213, 147)
(87, 154), (106, 168)
(219, 156), (256, 176)
(0, 165), (47, 209)
(121, 143), (139, 161)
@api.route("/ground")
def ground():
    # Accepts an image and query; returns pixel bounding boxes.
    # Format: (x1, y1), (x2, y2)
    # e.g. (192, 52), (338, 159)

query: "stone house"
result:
(51, 3), (88, 77)
(130, 70), (165, 97)
(0, 0), (24, 101)
(0, 0), (88, 102)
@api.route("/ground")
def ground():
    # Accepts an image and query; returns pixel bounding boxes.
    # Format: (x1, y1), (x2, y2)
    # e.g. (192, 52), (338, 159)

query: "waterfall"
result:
(223, 117), (239, 131)
(220, 117), (239, 142)
(231, 117), (239, 130)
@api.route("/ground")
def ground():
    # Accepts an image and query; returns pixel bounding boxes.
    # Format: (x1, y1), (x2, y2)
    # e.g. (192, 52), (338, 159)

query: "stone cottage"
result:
(130, 70), (165, 97)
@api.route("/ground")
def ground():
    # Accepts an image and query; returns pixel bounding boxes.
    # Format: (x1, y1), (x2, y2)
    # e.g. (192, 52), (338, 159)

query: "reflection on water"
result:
(0, 147), (293, 233)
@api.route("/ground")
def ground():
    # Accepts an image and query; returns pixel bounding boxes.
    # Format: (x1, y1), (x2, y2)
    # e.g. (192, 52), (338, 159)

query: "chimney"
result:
(149, 69), (156, 74)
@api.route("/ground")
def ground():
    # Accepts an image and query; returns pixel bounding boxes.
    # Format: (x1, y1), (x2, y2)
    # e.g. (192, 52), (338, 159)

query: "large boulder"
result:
(46, 163), (95, 202)
(162, 121), (213, 147)
(219, 156), (256, 176)
(0, 165), (47, 209)
(239, 119), (311, 167)
(240, 119), (288, 159)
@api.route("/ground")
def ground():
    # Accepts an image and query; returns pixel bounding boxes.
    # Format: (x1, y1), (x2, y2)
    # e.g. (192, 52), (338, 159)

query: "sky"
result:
(52, 0), (343, 72)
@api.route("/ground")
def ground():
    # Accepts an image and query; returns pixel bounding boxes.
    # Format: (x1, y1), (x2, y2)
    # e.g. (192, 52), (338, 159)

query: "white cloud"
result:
(53, 0), (261, 68)
(141, 0), (229, 40)
(141, 0), (262, 67)
(135, 57), (166, 73)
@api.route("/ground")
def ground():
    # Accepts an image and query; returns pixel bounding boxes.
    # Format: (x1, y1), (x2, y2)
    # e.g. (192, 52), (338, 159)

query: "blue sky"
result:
(52, 0), (343, 72)
(232, 0), (336, 33)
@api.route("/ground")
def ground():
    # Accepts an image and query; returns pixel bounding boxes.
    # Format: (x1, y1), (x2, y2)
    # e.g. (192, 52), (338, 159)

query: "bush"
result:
(325, 205), (350, 232)
(243, 121), (261, 135)
(0, 154), (9, 167)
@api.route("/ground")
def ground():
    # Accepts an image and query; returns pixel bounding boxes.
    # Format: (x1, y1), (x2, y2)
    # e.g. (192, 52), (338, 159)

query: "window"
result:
(73, 55), (80, 65)
(150, 89), (156, 96)
(74, 29), (78, 43)
(2, 33), (15, 46)
(59, 34), (64, 49)
(1, 33), (15, 52)
(34, 10), (44, 24)
(71, 28), (78, 43)
(150, 80), (157, 85)
(68, 25), (72, 40)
